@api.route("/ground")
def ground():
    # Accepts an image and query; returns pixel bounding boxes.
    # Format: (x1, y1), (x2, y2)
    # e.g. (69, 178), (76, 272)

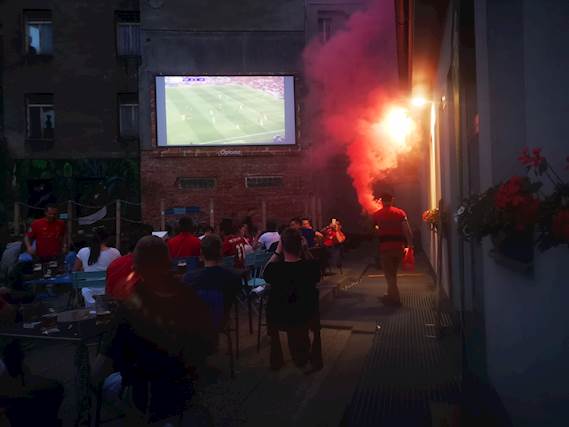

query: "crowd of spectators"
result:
(0, 207), (347, 425)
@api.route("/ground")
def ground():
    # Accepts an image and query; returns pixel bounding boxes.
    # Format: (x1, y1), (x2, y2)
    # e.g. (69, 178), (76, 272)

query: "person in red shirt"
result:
(106, 225), (153, 300)
(167, 216), (201, 259)
(372, 193), (414, 306)
(24, 204), (66, 261)
(220, 222), (248, 267)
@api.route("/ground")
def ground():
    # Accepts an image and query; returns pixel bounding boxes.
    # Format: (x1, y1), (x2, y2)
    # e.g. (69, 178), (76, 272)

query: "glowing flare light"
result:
(374, 107), (415, 149)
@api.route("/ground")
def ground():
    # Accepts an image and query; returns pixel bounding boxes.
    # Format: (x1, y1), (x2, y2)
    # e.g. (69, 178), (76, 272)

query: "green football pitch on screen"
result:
(162, 77), (289, 146)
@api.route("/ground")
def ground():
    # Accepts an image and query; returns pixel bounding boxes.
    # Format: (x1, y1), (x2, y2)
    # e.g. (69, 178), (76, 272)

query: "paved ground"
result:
(10, 242), (465, 426)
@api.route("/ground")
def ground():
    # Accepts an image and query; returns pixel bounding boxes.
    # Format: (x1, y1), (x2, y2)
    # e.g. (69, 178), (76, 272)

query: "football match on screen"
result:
(162, 76), (289, 146)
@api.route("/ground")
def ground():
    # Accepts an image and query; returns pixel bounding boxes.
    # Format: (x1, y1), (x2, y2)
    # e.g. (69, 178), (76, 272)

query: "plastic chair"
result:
(68, 271), (107, 308)
(196, 288), (235, 378)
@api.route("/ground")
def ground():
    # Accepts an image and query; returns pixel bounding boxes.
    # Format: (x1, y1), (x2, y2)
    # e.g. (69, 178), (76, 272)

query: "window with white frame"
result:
(116, 12), (140, 56)
(26, 94), (54, 140)
(25, 10), (53, 55)
(118, 93), (139, 138)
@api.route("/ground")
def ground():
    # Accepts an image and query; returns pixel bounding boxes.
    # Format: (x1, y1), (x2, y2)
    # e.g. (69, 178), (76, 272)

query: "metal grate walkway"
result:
(341, 290), (462, 427)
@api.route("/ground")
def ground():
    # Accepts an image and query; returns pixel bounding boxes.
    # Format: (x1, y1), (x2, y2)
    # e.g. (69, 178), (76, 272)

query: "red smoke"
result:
(303, 0), (412, 214)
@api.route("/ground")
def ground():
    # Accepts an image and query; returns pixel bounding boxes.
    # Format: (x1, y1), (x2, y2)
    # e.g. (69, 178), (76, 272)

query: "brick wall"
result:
(140, 149), (313, 230)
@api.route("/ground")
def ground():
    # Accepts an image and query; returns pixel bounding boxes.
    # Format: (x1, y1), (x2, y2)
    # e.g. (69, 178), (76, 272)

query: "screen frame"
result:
(154, 73), (298, 148)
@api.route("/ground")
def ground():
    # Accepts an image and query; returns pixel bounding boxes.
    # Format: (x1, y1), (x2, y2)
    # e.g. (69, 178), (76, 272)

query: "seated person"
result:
(74, 228), (121, 272)
(93, 236), (215, 424)
(263, 228), (322, 372)
(220, 223), (249, 267)
(0, 240), (24, 284)
(74, 228), (121, 306)
(167, 216), (201, 258)
(198, 225), (214, 241)
(106, 225), (153, 301)
(184, 234), (242, 317)
(257, 221), (280, 251)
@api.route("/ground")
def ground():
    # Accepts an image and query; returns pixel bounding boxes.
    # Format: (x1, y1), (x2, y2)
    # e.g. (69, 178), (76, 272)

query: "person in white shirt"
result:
(74, 228), (121, 272)
(257, 221), (281, 251)
(73, 228), (121, 307)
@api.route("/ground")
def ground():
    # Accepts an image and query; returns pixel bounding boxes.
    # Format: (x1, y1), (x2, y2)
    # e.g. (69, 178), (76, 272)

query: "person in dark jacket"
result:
(263, 228), (322, 373)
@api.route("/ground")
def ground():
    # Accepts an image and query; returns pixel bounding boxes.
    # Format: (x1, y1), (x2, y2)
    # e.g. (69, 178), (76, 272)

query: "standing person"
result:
(321, 218), (346, 274)
(289, 217), (302, 230)
(372, 192), (414, 307)
(263, 228), (322, 373)
(301, 218), (323, 249)
(167, 216), (201, 258)
(24, 204), (66, 262)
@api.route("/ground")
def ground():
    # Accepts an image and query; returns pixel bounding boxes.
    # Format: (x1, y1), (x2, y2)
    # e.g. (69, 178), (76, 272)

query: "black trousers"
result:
(269, 322), (323, 370)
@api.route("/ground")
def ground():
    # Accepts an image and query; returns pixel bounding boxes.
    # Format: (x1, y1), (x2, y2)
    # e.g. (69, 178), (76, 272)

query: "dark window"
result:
(26, 94), (54, 140)
(118, 93), (139, 138)
(116, 11), (140, 56)
(318, 17), (332, 43)
(24, 10), (53, 55)
(177, 178), (216, 190)
(245, 176), (283, 188)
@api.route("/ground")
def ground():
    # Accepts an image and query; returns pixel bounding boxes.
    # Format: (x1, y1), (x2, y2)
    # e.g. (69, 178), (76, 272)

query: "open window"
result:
(26, 94), (54, 140)
(24, 10), (53, 55)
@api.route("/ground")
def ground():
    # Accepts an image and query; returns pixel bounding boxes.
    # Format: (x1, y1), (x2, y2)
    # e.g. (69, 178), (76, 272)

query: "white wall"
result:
(475, 1), (569, 425)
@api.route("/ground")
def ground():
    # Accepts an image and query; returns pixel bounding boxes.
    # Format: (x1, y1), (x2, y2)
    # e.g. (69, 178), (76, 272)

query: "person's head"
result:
(380, 192), (394, 208)
(133, 236), (171, 285)
(44, 204), (58, 222)
(88, 228), (110, 265)
(220, 219), (235, 237)
(178, 216), (194, 233)
(301, 218), (312, 229)
(203, 225), (214, 236)
(289, 217), (302, 230)
(200, 234), (223, 262)
(266, 221), (277, 232)
(281, 227), (303, 258)
(239, 223), (249, 236)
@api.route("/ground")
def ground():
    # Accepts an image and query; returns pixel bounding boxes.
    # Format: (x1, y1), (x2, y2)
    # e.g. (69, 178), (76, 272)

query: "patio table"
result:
(0, 317), (111, 426)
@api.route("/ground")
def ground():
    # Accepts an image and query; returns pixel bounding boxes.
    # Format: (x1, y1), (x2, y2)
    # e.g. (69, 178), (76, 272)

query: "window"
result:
(177, 178), (216, 190)
(26, 94), (54, 140)
(24, 10), (53, 55)
(118, 93), (139, 138)
(116, 11), (140, 56)
(245, 176), (283, 188)
(318, 17), (332, 43)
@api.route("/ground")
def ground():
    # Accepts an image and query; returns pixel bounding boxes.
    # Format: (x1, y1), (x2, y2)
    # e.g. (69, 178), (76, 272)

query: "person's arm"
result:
(402, 218), (414, 249)
(24, 228), (35, 254)
(73, 249), (84, 272)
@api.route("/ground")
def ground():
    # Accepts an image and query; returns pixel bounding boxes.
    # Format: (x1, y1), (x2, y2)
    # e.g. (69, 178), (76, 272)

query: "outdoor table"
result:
(0, 317), (112, 426)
